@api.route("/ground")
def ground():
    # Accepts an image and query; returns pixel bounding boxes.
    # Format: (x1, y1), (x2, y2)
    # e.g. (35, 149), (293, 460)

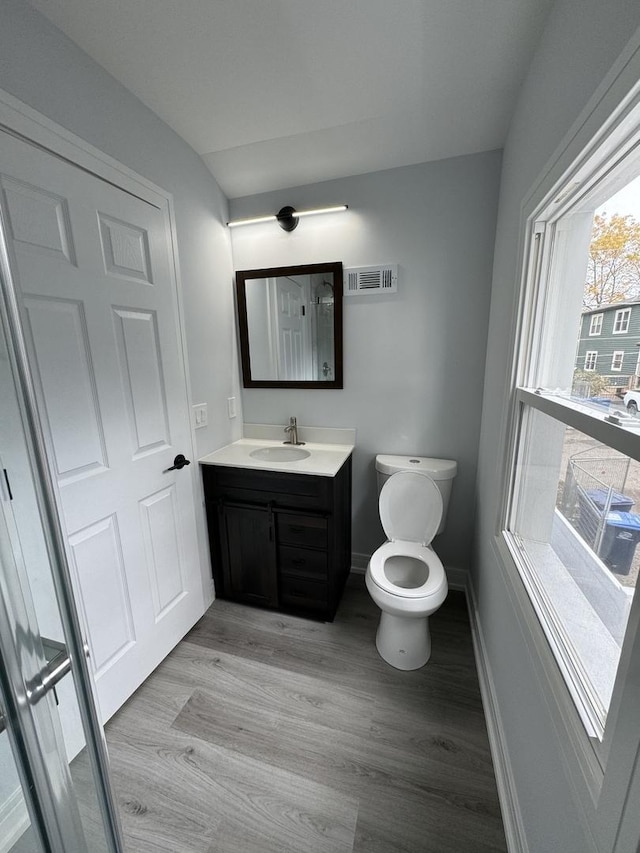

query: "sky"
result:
(598, 173), (640, 217)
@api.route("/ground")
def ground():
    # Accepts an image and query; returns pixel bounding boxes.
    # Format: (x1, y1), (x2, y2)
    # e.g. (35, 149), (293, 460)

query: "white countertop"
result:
(199, 438), (354, 477)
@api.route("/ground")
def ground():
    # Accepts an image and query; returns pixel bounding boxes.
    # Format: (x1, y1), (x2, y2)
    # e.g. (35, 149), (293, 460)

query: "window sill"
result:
(524, 510), (631, 713)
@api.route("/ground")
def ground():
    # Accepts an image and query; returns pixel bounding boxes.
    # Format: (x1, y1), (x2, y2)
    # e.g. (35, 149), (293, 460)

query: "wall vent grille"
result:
(344, 264), (398, 296)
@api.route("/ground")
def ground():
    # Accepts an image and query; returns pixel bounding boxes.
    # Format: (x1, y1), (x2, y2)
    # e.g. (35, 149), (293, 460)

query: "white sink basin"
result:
(249, 446), (311, 462)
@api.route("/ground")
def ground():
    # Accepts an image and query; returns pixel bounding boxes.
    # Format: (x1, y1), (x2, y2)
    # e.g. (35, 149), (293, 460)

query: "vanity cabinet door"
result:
(219, 503), (278, 608)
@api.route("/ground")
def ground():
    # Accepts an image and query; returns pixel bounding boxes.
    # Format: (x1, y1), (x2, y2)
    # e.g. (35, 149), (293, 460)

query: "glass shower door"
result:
(0, 214), (124, 851)
(0, 725), (44, 852)
(0, 504), (86, 852)
(0, 497), (125, 852)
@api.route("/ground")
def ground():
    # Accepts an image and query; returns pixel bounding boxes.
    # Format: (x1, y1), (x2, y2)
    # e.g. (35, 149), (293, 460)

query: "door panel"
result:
(21, 296), (107, 481)
(0, 129), (204, 724)
(2, 176), (75, 265)
(67, 516), (135, 677)
(273, 276), (308, 380)
(98, 214), (152, 284)
(139, 485), (186, 617)
(112, 308), (170, 454)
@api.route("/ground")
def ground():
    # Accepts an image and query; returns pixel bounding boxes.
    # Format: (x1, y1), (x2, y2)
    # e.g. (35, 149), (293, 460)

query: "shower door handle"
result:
(25, 638), (90, 709)
(0, 639), (90, 733)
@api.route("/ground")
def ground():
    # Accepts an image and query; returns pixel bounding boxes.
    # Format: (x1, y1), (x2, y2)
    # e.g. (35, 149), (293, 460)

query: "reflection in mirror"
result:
(236, 262), (343, 388)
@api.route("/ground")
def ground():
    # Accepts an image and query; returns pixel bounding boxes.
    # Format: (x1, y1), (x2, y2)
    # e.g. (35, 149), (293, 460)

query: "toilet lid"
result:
(379, 471), (443, 545)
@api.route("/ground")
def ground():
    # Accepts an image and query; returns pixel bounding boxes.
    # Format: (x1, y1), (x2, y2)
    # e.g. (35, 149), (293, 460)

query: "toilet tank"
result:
(375, 455), (457, 535)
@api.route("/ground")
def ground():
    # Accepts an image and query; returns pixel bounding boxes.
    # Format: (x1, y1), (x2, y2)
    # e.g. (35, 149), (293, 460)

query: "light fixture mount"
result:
(276, 206), (299, 232)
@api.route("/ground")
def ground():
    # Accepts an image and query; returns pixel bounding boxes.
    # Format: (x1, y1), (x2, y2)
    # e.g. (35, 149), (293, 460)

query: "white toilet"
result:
(365, 455), (457, 670)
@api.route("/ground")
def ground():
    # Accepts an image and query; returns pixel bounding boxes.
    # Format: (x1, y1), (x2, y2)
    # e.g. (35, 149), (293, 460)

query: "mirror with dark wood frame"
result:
(235, 261), (343, 388)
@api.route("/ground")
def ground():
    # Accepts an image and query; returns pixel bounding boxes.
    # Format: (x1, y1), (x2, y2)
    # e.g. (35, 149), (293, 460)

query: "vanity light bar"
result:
(227, 204), (348, 229)
(227, 214), (277, 228)
(292, 205), (348, 219)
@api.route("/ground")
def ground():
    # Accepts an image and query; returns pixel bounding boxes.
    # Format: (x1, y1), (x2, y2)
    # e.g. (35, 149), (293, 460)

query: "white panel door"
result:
(274, 275), (309, 380)
(0, 131), (204, 722)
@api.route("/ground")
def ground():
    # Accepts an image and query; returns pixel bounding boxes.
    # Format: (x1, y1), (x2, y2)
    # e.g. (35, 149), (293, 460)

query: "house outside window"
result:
(613, 307), (631, 333)
(611, 351), (624, 371)
(589, 313), (603, 335)
(584, 351), (597, 371)
(575, 303), (640, 391)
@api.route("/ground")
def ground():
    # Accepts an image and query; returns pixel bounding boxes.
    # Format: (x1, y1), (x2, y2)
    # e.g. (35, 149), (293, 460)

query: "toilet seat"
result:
(370, 472), (446, 600)
(368, 541), (446, 599)
(379, 471), (443, 546)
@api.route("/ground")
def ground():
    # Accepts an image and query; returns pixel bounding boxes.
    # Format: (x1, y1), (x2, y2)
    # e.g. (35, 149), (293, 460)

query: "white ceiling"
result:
(28, 0), (553, 199)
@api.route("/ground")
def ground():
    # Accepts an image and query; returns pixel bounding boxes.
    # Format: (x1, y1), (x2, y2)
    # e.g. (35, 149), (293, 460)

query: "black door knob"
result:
(164, 454), (191, 473)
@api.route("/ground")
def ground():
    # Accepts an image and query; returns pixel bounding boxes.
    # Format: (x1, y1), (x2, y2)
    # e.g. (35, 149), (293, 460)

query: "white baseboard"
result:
(0, 787), (29, 853)
(445, 565), (467, 590)
(350, 552), (369, 573)
(205, 576), (215, 607)
(461, 570), (529, 853)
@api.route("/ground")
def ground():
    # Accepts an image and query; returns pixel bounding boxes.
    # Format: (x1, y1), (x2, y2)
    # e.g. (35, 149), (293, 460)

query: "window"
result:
(506, 159), (640, 740)
(613, 308), (631, 333)
(589, 313), (603, 335)
(584, 351), (598, 370)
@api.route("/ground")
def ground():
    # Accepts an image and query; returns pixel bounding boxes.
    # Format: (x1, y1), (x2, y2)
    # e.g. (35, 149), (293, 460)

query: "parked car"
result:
(623, 390), (640, 414)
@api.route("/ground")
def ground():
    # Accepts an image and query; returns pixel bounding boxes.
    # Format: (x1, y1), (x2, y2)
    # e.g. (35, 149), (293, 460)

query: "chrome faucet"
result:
(283, 416), (305, 446)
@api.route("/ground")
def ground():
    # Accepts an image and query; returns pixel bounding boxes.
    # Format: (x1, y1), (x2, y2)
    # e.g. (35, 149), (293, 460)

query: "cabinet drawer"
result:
(277, 513), (327, 548)
(279, 577), (328, 613)
(278, 545), (327, 580)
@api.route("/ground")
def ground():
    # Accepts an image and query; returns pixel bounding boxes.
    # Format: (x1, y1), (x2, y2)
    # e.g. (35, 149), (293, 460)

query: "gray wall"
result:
(230, 150), (502, 567)
(0, 0), (242, 461)
(476, 0), (640, 849)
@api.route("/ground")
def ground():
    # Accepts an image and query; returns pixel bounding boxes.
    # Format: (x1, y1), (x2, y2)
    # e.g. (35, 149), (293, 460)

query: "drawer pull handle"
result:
(288, 526), (305, 534)
(292, 558), (305, 566)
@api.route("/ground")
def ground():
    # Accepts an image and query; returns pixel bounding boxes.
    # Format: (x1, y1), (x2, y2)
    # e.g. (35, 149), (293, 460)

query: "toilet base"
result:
(375, 611), (431, 670)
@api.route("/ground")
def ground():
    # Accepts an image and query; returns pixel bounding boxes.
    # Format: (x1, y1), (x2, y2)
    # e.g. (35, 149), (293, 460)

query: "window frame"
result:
(611, 350), (625, 371)
(613, 307), (631, 333)
(501, 96), (640, 784)
(584, 350), (598, 370)
(589, 313), (603, 335)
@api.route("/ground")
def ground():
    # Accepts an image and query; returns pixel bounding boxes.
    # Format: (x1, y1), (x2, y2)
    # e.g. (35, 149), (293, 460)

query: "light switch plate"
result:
(193, 403), (208, 429)
(227, 396), (237, 419)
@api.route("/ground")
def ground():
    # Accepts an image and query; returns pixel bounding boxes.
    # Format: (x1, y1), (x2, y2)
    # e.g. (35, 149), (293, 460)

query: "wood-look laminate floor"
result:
(84, 574), (507, 853)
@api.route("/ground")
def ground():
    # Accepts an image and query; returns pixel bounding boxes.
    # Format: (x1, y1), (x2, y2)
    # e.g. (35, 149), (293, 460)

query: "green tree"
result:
(583, 212), (640, 309)
(572, 369), (609, 397)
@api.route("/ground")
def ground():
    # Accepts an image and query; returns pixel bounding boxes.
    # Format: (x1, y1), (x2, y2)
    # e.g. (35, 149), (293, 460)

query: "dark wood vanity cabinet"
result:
(202, 457), (351, 621)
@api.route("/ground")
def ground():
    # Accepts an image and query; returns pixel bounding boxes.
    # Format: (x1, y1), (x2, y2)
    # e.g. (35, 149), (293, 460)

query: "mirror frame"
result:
(235, 261), (343, 389)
